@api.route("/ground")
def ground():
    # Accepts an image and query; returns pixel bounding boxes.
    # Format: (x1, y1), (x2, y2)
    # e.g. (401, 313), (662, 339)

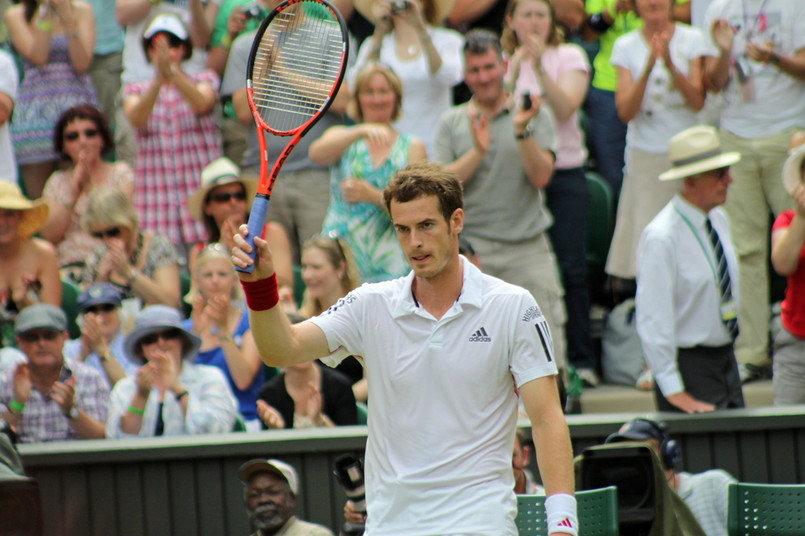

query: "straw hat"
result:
(782, 144), (805, 194)
(0, 182), (49, 238)
(187, 157), (259, 222)
(354, 0), (456, 25)
(659, 126), (742, 182)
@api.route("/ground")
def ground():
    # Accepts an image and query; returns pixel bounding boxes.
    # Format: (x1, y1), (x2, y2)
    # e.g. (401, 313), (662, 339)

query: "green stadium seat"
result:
(728, 482), (805, 536)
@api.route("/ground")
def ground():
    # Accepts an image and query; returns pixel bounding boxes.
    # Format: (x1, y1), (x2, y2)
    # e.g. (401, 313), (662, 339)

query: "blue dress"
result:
(183, 310), (263, 422)
(322, 134), (412, 283)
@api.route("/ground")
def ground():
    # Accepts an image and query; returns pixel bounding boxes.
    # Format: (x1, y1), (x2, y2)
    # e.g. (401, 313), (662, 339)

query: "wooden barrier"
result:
(18, 405), (805, 536)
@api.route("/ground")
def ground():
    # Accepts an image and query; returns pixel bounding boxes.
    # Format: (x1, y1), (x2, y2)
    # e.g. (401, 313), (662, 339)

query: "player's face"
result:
(391, 195), (463, 280)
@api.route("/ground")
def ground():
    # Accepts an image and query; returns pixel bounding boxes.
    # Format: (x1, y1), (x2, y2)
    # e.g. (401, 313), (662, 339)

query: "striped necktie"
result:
(705, 218), (739, 341)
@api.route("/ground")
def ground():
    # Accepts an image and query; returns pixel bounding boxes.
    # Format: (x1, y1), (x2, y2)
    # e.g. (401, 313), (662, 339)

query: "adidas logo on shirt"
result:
(469, 327), (491, 342)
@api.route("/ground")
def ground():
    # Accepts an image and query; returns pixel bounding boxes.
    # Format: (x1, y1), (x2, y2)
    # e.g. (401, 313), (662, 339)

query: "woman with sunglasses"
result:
(123, 13), (221, 255)
(106, 305), (238, 438)
(187, 157), (293, 292)
(5, 0), (98, 199)
(182, 244), (264, 430)
(40, 105), (135, 283)
(309, 63), (426, 283)
(80, 185), (182, 309)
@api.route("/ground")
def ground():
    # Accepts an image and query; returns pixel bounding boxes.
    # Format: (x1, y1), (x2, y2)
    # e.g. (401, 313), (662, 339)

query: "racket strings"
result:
(251, 7), (344, 133)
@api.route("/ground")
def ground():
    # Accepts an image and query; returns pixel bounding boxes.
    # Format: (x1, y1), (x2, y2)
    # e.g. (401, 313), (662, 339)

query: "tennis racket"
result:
(237, 0), (349, 273)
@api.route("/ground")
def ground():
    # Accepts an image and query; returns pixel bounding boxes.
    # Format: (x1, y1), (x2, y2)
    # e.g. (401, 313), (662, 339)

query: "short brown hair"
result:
(383, 162), (463, 223)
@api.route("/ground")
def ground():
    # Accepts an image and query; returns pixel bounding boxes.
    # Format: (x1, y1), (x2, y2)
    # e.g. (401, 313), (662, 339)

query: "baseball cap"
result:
(14, 304), (67, 335)
(77, 283), (123, 313)
(239, 459), (299, 495)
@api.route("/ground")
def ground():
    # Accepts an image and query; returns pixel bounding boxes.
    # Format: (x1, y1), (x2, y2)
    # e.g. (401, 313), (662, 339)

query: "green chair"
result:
(585, 171), (615, 304)
(355, 401), (368, 425)
(516, 486), (619, 536)
(292, 265), (306, 308)
(232, 414), (248, 433)
(727, 482), (805, 536)
(61, 279), (82, 340)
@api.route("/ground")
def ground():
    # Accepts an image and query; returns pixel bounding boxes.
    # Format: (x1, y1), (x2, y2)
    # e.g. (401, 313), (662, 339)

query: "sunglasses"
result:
(85, 303), (117, 314)
(210, 191), (247, 203)
(90, 227), (122, 240)
(19, 330), (61, 343)
(140, 328), (183, 346)
(64, 128), (99, 142)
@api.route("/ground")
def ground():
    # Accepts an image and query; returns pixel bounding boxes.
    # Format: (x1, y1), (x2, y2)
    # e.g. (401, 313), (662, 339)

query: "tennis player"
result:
(231, 162), (576, 536)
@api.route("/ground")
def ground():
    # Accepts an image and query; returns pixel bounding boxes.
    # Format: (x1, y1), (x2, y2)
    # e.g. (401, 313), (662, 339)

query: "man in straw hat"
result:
(0, 182), (61, 329)
(702, 0), (805, 383)
(0, 304), (109, 442)
(769, 135), (805, 405)
(636, 125), (745, 414)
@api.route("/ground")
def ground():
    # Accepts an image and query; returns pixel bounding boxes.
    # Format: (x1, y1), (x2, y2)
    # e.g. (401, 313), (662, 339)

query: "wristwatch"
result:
(515, 125), (533, 140)
(66, 405), (80, 420)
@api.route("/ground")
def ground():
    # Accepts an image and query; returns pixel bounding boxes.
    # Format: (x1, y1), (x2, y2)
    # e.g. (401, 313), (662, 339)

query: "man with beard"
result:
(240, 458), (334, 536)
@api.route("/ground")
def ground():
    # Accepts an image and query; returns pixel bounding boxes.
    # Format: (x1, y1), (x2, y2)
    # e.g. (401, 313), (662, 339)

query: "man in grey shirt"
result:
(432, 29), (567, 370)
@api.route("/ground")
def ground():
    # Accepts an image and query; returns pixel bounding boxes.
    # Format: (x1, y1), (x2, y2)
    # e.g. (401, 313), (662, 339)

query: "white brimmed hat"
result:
(659, 126), (741, 182)
(0, 182), (49, 238)
(141, 13), (192, 59)
(782, 145), (805, 194)
(187, 158), (259, 222)
(239, 459), (299, 495)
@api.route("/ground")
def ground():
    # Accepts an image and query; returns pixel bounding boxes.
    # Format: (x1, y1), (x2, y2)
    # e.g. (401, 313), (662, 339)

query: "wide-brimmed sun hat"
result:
(782, 145), (805, 194)
(659, 126), (742, 182)
(124, 305), (201, 364)
(187, 157), (259, 222)
(354, 0), (456, 25)
(0, 182), (49, 238)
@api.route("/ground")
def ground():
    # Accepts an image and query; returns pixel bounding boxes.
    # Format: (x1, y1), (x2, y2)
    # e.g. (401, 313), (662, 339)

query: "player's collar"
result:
(392, 256), (483, 318)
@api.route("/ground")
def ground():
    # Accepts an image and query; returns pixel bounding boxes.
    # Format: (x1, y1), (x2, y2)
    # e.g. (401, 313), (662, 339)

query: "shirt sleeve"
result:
(183, 366), (238, 434)
(429, 28), (465, 87)
(0, 50), (19, 99)
(221, 32), (251, 96)
(308, 289), (366, 368)
(510, 291), (560, 388)
(773, 210), (795, 231)
(76, 367), (111, 424)
(636, 229), (683, 396)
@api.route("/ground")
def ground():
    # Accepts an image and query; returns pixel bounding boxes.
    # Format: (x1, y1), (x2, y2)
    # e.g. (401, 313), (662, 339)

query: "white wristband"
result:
(545, 493), (578, 536)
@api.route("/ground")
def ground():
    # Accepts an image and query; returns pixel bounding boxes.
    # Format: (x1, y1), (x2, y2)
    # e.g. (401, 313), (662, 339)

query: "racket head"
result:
(246, 0), (349, 138)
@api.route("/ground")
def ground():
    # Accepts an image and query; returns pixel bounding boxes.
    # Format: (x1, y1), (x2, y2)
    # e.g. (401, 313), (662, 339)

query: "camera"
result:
(241, 2), (262, 20)
(390, 0), (409, 14)
(521, 92), (532, 111)
(333, 454), (366, 536)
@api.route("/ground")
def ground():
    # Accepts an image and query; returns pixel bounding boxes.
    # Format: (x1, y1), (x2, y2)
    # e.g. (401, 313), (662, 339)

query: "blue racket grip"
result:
(236, 195), (269, 274)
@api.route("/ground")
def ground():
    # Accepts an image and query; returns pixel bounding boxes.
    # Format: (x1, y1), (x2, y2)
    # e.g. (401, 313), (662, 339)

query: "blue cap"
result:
(77, 283), (123, 313)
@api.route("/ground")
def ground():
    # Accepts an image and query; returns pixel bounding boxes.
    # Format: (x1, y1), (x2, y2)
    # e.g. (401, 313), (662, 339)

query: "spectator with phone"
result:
(502, 0), (596, 386)
(0, 304), (109, 442)
(350, 0), (463, 156)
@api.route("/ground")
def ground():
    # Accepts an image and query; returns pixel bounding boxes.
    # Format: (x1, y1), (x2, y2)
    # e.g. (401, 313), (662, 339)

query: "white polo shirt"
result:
(310, 256), (558, 536)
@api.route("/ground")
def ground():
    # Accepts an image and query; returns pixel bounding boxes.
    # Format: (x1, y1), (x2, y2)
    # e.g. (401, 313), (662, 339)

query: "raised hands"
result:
(97, 238), (133, 283)
(257, 399), (286, 429)
(79, 312), (109, 357)
(512, 94), (543, 135)
(711, 18), (735, 54)
(745, 39), (778, 65)
(12, 362), (32, 406)
(232, 224), (277, 281)
(50, 375), (76, 415)
(466, 103), (490, 154)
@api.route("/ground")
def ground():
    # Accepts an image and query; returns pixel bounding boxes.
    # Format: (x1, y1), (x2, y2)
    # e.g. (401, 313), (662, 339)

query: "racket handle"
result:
(236, 195), (270, 274)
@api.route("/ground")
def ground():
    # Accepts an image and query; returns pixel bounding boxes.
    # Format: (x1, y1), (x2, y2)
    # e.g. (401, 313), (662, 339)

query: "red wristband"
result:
(241, 273), (279, 311)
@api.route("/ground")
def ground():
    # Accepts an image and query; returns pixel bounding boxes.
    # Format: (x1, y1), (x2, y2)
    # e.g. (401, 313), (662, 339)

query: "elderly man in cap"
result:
(63, 283), (140, 389)
(239, 458), (334, 536)
(636, 125), (745, 414)
(0, 304), (109, 442)
(105, 305), (237, 438)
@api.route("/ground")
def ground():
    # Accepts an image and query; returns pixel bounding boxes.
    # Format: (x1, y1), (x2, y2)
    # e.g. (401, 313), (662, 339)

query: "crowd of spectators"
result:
(1, 0), (805, 449)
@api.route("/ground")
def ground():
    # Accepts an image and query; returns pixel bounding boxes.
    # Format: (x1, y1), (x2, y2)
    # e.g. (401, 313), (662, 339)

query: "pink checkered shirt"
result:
(125, 70), (222, 244)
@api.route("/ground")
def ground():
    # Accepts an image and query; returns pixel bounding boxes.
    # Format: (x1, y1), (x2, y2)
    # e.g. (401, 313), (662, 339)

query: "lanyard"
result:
(673, 204), (720, 289)
(742, 0), (770, 42)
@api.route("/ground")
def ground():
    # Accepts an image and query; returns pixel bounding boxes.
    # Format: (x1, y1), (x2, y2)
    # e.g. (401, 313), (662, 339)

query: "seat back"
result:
(60, 279), (82, 340)
(179, 272), (193, 319)
(585, 171), (615, 304)
(727, 482), (805, 536)
(293, 265), (306, 309)
(516, 486), (619, 536)
(355, 402), (368, 425)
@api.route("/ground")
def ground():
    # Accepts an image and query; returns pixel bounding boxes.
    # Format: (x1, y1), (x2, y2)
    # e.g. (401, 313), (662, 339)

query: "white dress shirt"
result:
(636, 194), (740, 396)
